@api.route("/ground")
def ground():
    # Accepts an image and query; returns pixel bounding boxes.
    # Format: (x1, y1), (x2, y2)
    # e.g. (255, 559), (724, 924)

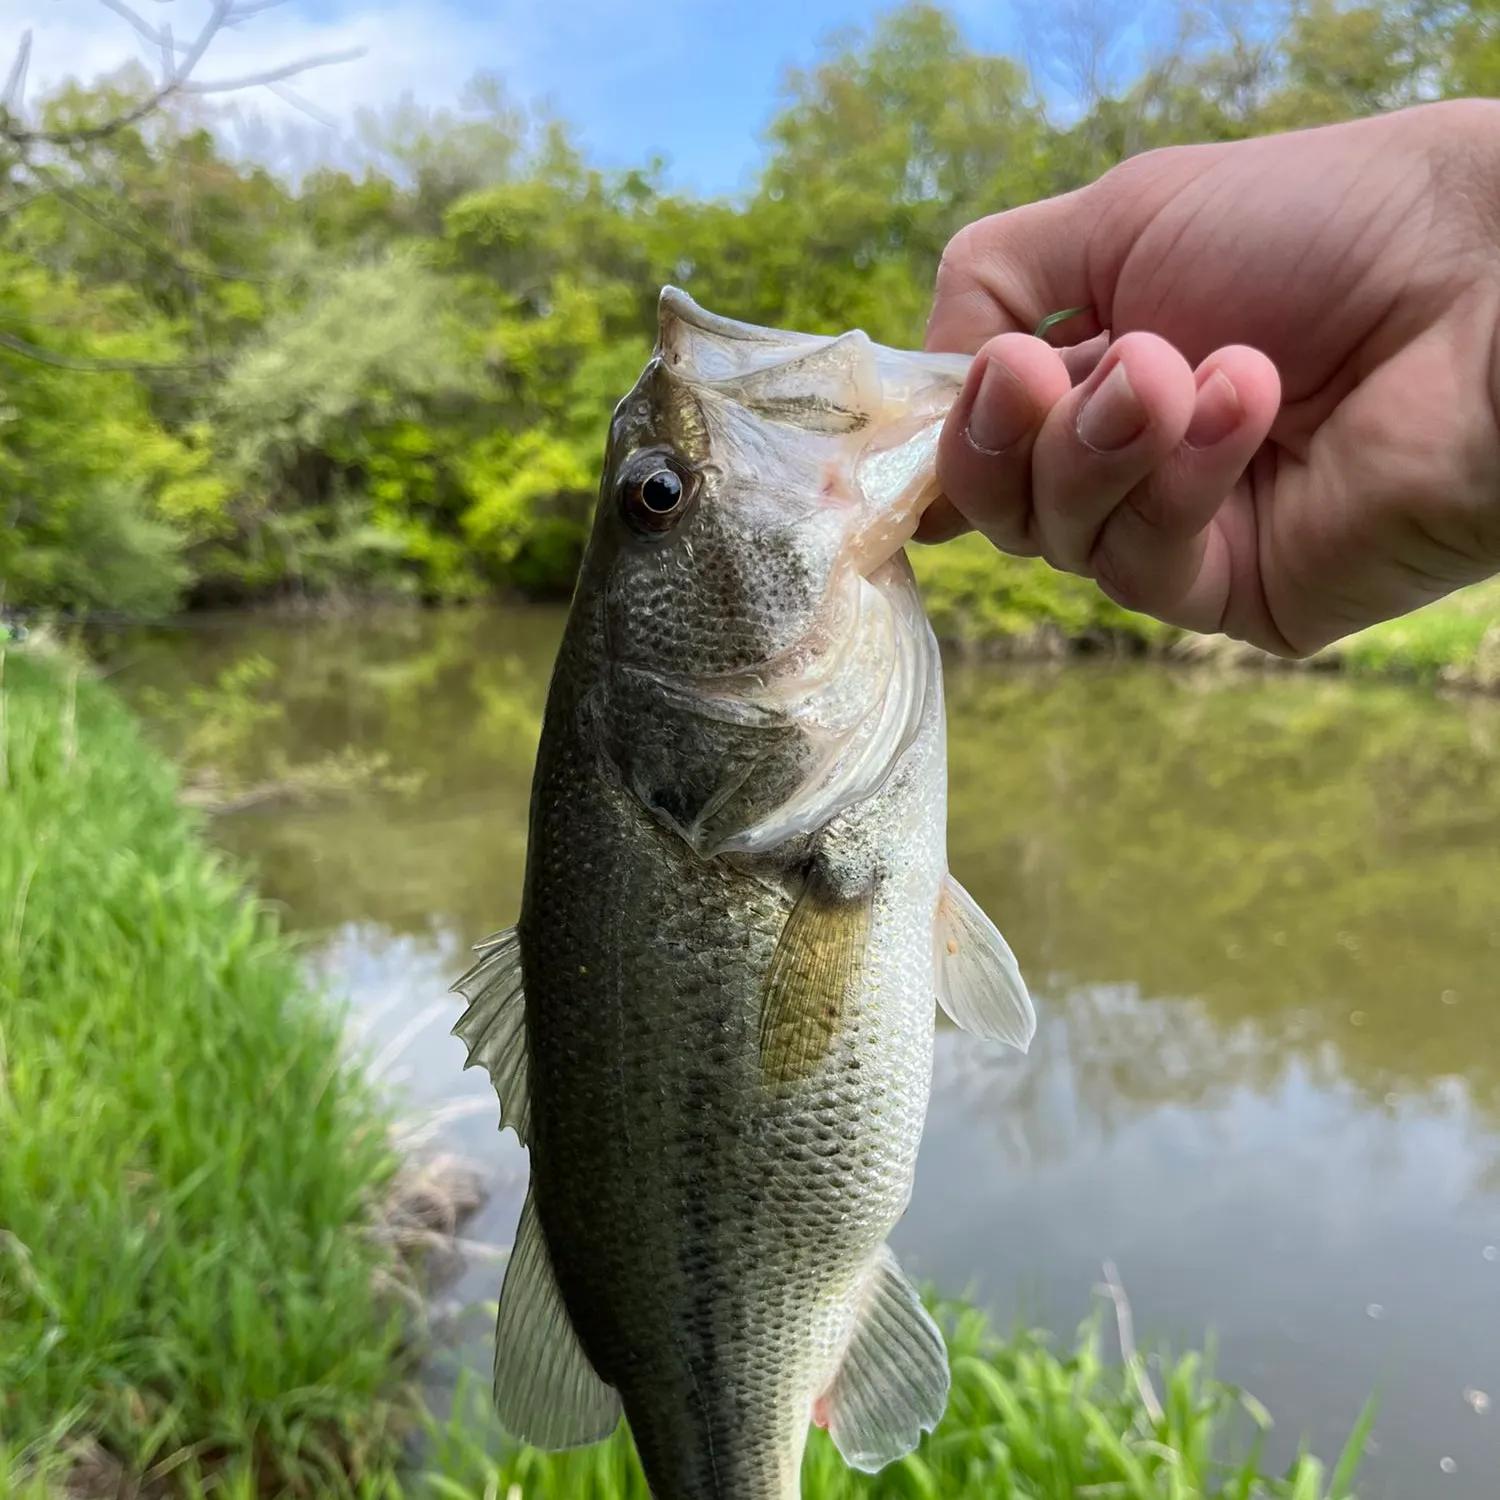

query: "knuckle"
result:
(934, 219), (993, 295)
(1101, 142), (1192, 195)
(1092, 141), (1213, 229)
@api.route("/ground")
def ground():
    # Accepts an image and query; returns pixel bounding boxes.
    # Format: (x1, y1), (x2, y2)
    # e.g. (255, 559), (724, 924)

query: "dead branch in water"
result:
(1097, 1258), (1165, 1426)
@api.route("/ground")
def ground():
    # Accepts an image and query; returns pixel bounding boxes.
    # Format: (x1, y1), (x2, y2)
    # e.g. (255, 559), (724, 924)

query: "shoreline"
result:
(910, 535), (1500, 694)
(18, 534), (1497, 699)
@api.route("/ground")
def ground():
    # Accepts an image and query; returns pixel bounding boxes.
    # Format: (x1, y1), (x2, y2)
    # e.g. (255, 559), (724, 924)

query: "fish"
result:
(452, 287), (1036, 1500)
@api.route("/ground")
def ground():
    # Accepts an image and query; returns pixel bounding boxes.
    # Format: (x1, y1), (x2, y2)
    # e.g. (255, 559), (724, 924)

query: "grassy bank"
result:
(912, 536), (1500, 689)
(0, 646), (413, 1496)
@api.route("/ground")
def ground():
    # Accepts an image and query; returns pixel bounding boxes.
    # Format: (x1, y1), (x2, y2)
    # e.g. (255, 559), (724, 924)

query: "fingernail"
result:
(965, 357), (1033, 454)
(1185, 369), (1243, 450)
(1076, 362), (1146, 453)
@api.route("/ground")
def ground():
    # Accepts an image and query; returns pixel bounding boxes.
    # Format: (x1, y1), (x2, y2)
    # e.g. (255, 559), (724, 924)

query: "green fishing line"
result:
(1035, 305), (1093, 339)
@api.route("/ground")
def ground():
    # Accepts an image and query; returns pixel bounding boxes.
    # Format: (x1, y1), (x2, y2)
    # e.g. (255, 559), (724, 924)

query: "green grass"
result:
(1326, 577), (1500, 684)
(419, 1303), (1370, 1500)
(0, 645), (414, 1496)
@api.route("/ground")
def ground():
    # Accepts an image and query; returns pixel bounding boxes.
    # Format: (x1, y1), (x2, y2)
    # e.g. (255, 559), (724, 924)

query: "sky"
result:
(0, 0), (1167, 194)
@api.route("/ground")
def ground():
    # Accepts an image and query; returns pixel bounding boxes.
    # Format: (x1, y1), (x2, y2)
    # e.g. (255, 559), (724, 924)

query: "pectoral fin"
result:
(759, 874), (874, 1088)
(451, 925), (531, 1145)
(819, 1245), (950, 1472)
(492, 1189), (622, 1450)
(934, 876), (1036, 1052)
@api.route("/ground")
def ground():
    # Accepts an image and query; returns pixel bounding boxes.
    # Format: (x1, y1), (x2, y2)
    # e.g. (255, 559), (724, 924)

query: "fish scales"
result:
(453, 288), (1036, 1500)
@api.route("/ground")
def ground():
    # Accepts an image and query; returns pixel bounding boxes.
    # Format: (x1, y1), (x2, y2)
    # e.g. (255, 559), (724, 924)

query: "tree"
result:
(5, 0), (1489, 618)
(743, 3), (1051, 342)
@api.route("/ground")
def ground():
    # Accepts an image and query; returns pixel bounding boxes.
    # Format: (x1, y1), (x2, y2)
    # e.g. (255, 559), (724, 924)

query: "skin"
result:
(916, 99), (1500, 658)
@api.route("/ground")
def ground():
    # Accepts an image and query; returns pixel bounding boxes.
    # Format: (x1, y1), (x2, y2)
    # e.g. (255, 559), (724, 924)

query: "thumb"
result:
(923, 183), (1110, 356)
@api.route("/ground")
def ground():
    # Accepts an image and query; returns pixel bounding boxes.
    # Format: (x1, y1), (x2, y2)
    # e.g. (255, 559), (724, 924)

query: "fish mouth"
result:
(653, 285), (968, 581)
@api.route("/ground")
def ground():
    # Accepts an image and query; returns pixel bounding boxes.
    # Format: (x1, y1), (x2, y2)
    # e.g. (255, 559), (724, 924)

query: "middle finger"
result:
(1029, 332), (1198, 575)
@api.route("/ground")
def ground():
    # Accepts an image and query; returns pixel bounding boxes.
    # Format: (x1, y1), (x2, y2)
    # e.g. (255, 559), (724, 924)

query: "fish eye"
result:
(620, 452), (694, 536)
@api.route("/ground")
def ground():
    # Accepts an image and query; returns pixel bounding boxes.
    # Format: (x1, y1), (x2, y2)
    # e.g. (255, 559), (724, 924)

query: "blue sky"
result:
(459, 0), (1036, 195)
(0, 0), (1165, 193)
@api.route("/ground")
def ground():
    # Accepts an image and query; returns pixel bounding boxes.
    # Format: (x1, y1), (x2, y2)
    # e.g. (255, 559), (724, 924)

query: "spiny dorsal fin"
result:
(492, 1188), (623, 1450)
(451, 925), (532, 1144)
(759, 874), (874, 1089)
(819, 1245), (950, 1472)
(934, 876), (1035, 1052)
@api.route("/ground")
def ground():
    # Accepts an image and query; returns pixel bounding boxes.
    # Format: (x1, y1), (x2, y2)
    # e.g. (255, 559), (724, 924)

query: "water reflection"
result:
(944, 663), (1500, 1127)
(109, 607), (1500, 1498)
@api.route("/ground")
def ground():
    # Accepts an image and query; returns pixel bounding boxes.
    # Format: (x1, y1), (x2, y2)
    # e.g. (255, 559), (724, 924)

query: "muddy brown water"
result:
(108, 603), (1500, 1498)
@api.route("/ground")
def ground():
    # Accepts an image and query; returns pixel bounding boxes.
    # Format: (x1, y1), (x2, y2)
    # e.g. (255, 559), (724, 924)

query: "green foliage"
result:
(0, 255), (208, 617)
(418, 1301), (1369, 1498)
(912, 534), (1174, 652)
(1328, 576), (1500, 683)
(215, 250), (476, 487)
(0, 647), (413, 1492)
(6, 0), (1500, 642)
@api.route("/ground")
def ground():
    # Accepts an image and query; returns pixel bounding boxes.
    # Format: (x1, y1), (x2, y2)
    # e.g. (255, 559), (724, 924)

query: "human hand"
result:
(919, 99), (1500, 656)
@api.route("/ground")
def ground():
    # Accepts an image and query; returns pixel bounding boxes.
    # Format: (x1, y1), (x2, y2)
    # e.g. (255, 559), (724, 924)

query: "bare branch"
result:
(0, 0), (360, 148)
(264, 81), (341, 131)
(179, 49), (366, 97)
(2, 29), (32, 112)
(0, 328), (213, 375)
(225, 0), (299, 21)
(93, 0), (167, 50)
(171, 0), (236, 96)
(158, 19), (175, 87)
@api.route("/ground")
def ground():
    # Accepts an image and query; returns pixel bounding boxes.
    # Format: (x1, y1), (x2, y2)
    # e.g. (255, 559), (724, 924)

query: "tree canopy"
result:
(0, 0), (1488, 616)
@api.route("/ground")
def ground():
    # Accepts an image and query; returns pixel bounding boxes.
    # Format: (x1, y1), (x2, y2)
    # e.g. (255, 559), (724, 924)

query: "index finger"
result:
(923, 188), (1108, 356)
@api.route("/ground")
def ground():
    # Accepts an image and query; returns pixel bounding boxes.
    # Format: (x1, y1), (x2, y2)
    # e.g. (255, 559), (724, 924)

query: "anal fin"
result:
(451, 925), (531, 1144)
(934, 876), (1036, 1052)
(820, 1245), (950, 1472)
(492, 1188), (622, 1450)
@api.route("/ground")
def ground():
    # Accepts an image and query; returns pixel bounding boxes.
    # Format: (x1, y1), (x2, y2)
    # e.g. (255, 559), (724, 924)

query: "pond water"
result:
(106, 604), (1500, 1498)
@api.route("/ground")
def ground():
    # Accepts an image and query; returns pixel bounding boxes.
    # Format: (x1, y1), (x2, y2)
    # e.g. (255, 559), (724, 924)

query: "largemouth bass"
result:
(453, 288), (1035, 1500)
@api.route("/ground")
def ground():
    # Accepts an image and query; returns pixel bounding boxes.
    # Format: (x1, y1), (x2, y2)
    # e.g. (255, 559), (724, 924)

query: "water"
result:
(106, 604), (1500, 1498)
